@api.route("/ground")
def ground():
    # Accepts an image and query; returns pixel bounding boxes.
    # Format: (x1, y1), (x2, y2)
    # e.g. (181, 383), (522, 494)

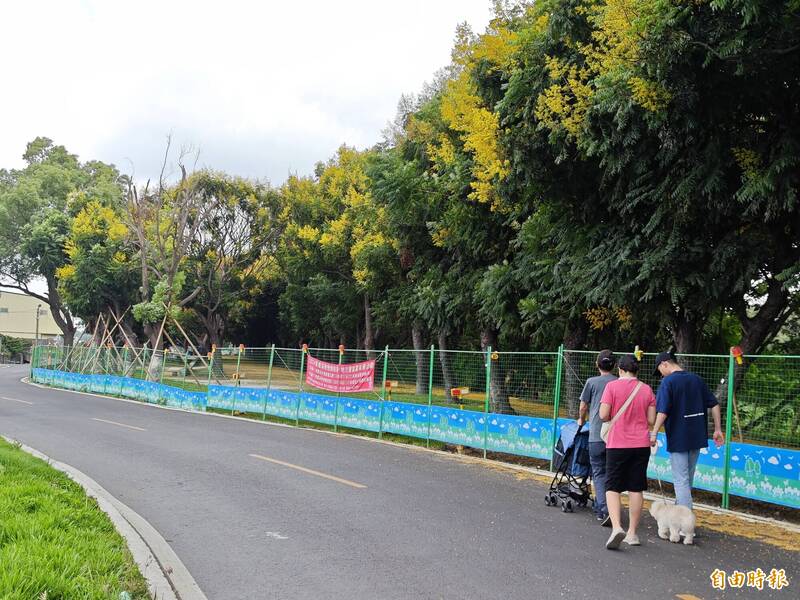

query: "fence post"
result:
(425, 345), (435, 448)
(159, 349), (168, 384)
(722, 350), (735, 509)
(550, 344), (565, 471)
(483, 346), (492, 459)
(121, 345), (129, 378)
(142, 347), (150, 380)
(102, 347), (109, 394)
(263, 344), (275, 421)
(232, 344), (244, 415)
(334, 345), (344, 432)
(296, 345), (307, 426)
(206, 352), (213, 389)
(235, 345), (243, 387)
(29, 344), (37, 377)
(159, 349), (168, 403)
(378, 346), (389, 438)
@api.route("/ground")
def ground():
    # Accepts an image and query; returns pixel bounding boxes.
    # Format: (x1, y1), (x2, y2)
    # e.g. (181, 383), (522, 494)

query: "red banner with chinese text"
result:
(305, 355), (376, 393)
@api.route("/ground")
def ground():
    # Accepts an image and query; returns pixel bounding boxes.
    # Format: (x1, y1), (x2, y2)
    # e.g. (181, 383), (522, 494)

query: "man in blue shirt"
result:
(577, 349), (617, 526)
(650, 351), (724, 508)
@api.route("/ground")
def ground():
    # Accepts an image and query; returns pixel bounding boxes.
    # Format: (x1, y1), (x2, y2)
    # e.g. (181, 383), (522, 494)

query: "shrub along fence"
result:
(30, 344), (800, 510)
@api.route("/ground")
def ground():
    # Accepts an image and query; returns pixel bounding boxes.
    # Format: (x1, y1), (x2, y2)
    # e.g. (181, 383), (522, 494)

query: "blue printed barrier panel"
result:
(160, 385), (180, 408)
(96, 375), (114, 394)
(647, 435), (724, 495)
(428, 406), (486, 447)
(184, 389), (207, 410)
(647, 436), (800, 508)
(120, 377), (140, 400)
(208, 385), (236, 411)
(209, 385), (266, 413)
(78, 374), (92, 392)
(336, 397), (381, 432)
(297, 393), (337, 425)
(144, 380), (161, 403)
(382, 401), (431, 439)
(727, 442), (799, 508)
(88, 375), (102, 394)
(265, 390), (300, 420)
(234, 387), (268, 414)
(484, 414), (555, 460)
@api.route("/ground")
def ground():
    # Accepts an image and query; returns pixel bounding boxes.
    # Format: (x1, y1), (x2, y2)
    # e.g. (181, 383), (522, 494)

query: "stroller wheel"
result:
(544, 494), (551, 506)
(549, 493), (558, 506)
(561, 499), (573, 513)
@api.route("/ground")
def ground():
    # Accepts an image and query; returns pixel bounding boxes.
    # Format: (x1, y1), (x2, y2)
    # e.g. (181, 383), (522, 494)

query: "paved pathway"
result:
(1, 366), (796, 599)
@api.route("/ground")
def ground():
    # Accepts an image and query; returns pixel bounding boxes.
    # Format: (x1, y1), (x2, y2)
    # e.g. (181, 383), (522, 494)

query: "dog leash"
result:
(651, 442), (670, 502)
(656, 474), (668, 501)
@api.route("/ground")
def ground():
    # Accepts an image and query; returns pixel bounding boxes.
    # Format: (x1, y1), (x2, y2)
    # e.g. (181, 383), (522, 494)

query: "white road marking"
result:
(249, 453), (367, 489)
(1, 396), (34, 405)
(265, 531), (289, 540)
(91, 417), (147, 432)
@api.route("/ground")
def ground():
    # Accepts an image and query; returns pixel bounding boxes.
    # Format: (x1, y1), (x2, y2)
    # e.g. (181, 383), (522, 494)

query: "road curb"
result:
(22, 375), (800, 536)
(2, 435), (207, 600)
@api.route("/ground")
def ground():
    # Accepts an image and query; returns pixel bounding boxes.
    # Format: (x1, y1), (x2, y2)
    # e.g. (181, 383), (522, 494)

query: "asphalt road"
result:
(1, 364), (796, 599)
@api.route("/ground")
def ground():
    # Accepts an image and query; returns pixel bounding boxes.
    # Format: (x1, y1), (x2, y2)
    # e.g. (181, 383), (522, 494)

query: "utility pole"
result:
(35, 304), (42, 346)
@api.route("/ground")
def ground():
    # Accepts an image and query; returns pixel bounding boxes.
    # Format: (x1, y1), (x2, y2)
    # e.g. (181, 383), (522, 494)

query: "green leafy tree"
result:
(184, 172), (282, 353)
(0, 138), (123, 346)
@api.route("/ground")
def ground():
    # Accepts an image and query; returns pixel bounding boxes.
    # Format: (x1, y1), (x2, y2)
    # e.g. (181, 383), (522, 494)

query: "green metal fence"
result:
(29, 344), (800, 511)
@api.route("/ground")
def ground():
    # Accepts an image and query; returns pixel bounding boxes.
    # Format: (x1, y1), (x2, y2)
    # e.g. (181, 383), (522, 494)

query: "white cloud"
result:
(0, 0), (492, 183)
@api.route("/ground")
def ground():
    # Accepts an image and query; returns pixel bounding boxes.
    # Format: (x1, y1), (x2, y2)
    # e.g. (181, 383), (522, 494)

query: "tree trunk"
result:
(711, 277), (794, 404)
(206, 313), (226, 378)
(438, 330), (456, 402)
(739, 277), (791, 355)
(61, 327), (76, 370)
(481, 326), (515, 414)
(562, 319), (588, 418)
(144, 321), (160, 350)
(44, 275), (76, 349)
(672, 311), (701, 354)
(147, 350), (163, 382)
(412, 321), (428, 395)
(92, 317), (105, 345)
(363, 294), (374, 358)
(61, 326), (75, 349)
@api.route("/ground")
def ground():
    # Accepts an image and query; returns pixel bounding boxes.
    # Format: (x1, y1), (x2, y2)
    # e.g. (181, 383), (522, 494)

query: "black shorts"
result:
(605, 447), (650, 493)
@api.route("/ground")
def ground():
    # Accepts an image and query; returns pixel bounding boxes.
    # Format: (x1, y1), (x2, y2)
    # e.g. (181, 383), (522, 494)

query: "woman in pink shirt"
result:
(599, 354), (656, 549)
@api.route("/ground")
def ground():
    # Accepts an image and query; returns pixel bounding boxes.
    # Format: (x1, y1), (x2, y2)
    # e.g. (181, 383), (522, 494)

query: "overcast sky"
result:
(0, 0), (492, 184)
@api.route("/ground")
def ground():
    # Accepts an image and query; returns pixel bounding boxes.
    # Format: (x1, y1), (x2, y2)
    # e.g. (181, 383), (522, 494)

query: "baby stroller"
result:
(544, 421), (592, 513)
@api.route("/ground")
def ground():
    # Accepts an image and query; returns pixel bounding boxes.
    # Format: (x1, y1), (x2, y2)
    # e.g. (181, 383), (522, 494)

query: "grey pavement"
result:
(0, 365), (796, 599)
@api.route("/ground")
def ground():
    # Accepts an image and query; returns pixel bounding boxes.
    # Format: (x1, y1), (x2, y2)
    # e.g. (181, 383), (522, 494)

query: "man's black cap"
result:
(653, 351), (676, 376)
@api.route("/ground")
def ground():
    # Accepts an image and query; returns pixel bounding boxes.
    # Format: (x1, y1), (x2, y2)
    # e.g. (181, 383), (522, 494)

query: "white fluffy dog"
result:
(649, 500), (696, 545)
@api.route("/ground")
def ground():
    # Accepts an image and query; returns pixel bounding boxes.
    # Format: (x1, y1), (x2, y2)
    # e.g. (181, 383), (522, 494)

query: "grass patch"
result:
(0, 439), (150, 599)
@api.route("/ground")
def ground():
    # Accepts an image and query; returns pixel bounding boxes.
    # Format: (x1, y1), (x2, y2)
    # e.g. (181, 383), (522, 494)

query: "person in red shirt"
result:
(599, 354), (656, 549)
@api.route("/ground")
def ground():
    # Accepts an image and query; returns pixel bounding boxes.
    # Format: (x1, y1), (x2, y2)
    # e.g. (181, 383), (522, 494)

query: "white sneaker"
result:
(623, 534), (641, 546)
(606, 528), (625, 550)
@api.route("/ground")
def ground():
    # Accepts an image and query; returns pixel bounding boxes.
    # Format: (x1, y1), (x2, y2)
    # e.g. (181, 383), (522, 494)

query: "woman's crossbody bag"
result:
(600, 381), (643, 444)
